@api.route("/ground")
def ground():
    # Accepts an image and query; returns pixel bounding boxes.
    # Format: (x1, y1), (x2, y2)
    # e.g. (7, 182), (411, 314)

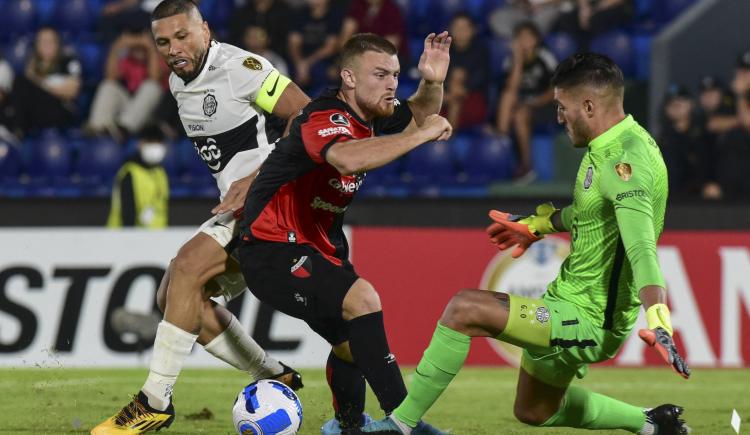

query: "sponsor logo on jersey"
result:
(318, 126), (352, 137)
(195, 138), (222, 171)
(584, 166), (594, 189)
(615, 162), (632, 181)
(615, 189), (646, 201)
(311, 196), (348, 214)
(188, 124), (205, 132)
(243, 56), (263, 71)
(266, 75), (280, 97)
(203, 93), (218, 117)
(330, 113), (350, 126)
(287, 231), (297, 243)
(208, 65), (218, 71)
(328, 177), (363, 194)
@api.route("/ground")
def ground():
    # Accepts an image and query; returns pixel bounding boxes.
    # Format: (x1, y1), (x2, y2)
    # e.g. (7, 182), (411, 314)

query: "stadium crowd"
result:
(1, 0), (743, 198)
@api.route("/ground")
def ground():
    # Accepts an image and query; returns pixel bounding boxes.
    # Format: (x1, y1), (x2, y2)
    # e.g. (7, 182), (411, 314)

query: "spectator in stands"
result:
(7, 27), (82, 133)
(288, 0), (343, 91)
(86, 30), (165, 140)
(229, 0), (293, 61)
(715, 92), (750, 199)
(0, 56), (19, 143)
(659, 84), (712, 198)
(489, 0), (561, 39)
(553, 0), (633, 47)
(494, 21), (557, 183)
(98, 0), (155, 42)
(243, 25), (289, 76)
(696, 75), (735, 199)
(107, 125), (169, 229)
(443, 12), (489, 131)
(340, 0), (409, 63)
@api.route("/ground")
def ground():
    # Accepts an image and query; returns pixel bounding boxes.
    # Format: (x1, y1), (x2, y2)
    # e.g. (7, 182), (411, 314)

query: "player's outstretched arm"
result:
(638, 286), (691, 379)
(326, 114), (452, 175)
(407, 31), (451, 125)
(486, 202), (563, 258)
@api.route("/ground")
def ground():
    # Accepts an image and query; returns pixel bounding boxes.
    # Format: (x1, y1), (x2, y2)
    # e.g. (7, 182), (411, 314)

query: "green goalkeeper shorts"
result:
(501, 294), (629, 388)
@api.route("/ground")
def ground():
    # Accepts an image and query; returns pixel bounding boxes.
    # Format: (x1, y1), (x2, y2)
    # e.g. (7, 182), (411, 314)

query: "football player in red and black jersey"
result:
(239, 33), (453, 434)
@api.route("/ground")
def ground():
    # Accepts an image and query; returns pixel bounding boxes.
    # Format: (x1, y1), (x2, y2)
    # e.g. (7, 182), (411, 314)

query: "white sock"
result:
(142, 321), (198, 411)
(202, 316), (283, 380)
(389, 415), (413, 434)
(641, 409), (656, 435)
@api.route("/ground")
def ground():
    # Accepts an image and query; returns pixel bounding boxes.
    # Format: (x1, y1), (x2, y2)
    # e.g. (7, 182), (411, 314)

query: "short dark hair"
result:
(138, 125), (166, 143)
(339, 33), (397, 68)
(551, 52), (624, 92)
(151, 0), (200, 21)
(513, 20), (541, 40)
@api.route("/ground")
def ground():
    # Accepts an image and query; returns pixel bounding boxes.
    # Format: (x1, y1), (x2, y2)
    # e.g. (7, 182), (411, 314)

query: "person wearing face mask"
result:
(107, 125), (169, 228)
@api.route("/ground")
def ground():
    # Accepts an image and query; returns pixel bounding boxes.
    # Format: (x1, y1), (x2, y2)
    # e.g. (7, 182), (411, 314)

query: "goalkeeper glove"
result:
(486, 202), (559, 258)
(638, 303), (691, 379)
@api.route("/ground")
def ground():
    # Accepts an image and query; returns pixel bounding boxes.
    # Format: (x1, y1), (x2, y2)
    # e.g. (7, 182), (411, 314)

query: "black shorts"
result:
(238, 241), (359, 345)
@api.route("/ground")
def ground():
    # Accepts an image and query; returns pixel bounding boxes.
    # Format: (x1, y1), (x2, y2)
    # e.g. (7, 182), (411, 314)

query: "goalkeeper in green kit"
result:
(362, 53), (690, 435)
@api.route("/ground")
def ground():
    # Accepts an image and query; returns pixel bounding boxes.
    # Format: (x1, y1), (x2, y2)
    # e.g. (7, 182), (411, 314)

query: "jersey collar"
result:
(183, 40), (218, 86)
(321, 87), (371, 129)
(588, 114), (635, 150)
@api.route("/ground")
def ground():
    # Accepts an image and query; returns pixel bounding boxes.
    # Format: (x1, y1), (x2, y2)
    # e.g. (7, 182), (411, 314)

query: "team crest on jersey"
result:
(584, 166), (593, 190)
(203, 93), (217, 116)
(330, 113), (350, 126)
(535, 306), (550, 323)
(615, 163), (632, 181)
(243, 56), (263, 71)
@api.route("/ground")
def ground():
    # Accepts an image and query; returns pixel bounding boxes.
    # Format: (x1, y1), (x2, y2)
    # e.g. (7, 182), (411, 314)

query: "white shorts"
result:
(194, 212), (247, 301)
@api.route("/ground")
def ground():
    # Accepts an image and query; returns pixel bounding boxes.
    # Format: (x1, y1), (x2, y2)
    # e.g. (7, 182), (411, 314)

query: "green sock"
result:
(392, 323), (471, 427)
(541, 385), (646, 433)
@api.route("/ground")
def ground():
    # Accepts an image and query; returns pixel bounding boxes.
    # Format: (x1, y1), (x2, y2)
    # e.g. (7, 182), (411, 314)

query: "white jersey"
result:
(170, 41), (281, 199)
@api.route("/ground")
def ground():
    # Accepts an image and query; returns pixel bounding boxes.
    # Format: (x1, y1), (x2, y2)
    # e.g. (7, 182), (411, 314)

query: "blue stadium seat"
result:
(589, 31), (634, 77)
(27, 132), (73, 179)
(489, 37), (510, 78)
(0, 0), (37, 41)
(0, 140), (23, 180)
(404, 140), (456, 182)
(463, 134), (515, 181)
(53, 0), (96, 35)
(655, 0), (697, 24)
(406, 0), (433, 38)
(34, 0), (57, 26)
(4, 36), (33, 73)
(176, 137), (209, 179)
(161, 141), (179, 178)
(75, 136), (122, 181)
(198, 0), (234, 28)
(530, 134), (554, 182)
(544, 32), (577, 63)
(633, 35), (652, 81)
(74, 41), (105, 84)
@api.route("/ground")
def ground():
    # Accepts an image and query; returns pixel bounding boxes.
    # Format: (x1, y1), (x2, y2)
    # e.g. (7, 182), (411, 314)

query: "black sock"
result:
(326, 351), (366, 428)
(348, 311), (407, 414)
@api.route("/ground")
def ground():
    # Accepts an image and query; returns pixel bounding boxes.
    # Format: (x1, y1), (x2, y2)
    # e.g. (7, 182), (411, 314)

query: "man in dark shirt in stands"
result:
(239, 32), (453, 435)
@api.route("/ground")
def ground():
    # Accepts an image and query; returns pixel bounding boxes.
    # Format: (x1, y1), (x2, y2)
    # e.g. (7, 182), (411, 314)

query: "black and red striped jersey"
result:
(240, 88), (413, 265)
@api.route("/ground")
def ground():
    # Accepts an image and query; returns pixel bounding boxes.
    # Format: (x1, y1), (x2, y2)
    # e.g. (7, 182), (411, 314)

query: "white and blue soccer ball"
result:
(232, 379), (303, 435)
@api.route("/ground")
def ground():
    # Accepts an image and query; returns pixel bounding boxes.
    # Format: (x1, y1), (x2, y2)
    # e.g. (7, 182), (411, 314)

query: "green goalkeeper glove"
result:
(486, 202), (559, 258)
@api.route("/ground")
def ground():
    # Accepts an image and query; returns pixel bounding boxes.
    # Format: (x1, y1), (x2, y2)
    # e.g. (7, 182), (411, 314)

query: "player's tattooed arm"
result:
(551, 205), (573, 232)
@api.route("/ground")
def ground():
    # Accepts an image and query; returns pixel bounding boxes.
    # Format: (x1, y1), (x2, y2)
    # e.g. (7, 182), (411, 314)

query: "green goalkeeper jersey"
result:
(546, 115), (668, 336)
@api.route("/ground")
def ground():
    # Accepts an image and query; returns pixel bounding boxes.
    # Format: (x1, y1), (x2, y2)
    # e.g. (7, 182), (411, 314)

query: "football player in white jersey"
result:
(92, 1), (310, 433)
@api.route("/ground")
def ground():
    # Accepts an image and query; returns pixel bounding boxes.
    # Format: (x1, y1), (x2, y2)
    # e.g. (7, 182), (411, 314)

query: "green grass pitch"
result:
(1, 367), (748, 434)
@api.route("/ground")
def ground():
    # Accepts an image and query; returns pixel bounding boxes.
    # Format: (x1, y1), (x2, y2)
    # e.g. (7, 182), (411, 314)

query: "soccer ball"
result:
(232, 379), (303, 435)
